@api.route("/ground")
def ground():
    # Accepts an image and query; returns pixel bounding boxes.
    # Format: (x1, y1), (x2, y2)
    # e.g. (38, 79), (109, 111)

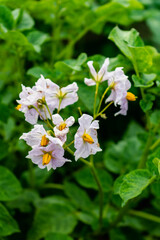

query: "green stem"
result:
(97, 86), (110, 115)
(28, 161), (35, 189)
(129, 209), (160, 224)
(41, 183), (64, 190)
(45, 102), (53, 123)
(31, 105), (46, 122)
(64, 140), (74, 149)
(150, 138), (160, 151)
(43, 105), (54, 129)
(90, 160), (103, 229)
(94, 83), (99, 118)
(94, 101), (113, 119)
(57, 98), (62, 114)
(138, 133), (154, 169)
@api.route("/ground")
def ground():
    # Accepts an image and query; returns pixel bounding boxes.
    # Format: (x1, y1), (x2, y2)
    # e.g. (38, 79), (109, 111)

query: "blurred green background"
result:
(0, 0), (160, 239)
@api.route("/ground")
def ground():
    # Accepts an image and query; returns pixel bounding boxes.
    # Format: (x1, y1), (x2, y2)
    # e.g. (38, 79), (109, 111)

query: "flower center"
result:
(59, 122), (67, 131)
(82, 133), (94, 144)
(110, 81), (116, 89)
(57, 90), (66, 99)
(126, 92), (137, 101)
(41, 135), (49, 146)
(42, 153), (51, 165)
(16, 104), (21, 110)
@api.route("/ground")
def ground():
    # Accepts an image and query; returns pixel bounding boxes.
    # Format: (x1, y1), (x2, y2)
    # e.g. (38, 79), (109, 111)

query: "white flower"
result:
(46, 82), (78, 110)
(16, 84), (52, 124)
(20, 124), (62, 148)
(84, 58), (109, 86)
(52, 114), (75, 143)
(26, 141), (70, 171)
(105, 67), (131, 106)
(74, 114), (101, 160)
(105, 68), (137, 116)
(114, 92), (137, 116)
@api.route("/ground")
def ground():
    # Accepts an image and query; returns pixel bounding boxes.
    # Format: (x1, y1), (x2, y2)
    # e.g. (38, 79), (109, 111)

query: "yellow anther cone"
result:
(126, 92), (137, 101)
(82, 133), (94, 144)
(42, 153), (51, 165)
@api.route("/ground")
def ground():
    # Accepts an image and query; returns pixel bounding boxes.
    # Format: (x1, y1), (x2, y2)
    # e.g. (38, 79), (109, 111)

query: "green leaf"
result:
(150, 110), (160, 126)
(0, 166), (22, 201)
(27, 30), (50, 53)
(0, 139), (9, 160)
(109, 26), (153, 73)
(75, 211), (96, 225)
(0, 5), (13, 30)
(16, 10), (34, 31)
(132, 73), (156, 88)
(140, 94), (155, 112)
(0, 203), (20, 236)
(45, 233), (73, 240)
(109, 54), (133, 72)
(22, 167), (52, 187)
(64, 181), (93, 211)
(119, 169), (153, 205)
(152, 158), (160, 175)
(74, 168), (113, 192)
(104, 137), (142, 174)
(27, 66), (54, 78)
(6, 189), (39, 213)
(0, 103), (10, 122)
(27, 204), (77, 240)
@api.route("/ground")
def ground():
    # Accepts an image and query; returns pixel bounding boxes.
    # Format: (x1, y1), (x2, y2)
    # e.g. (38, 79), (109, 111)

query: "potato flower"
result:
(84, 58), (109, 86)
(52, 114), (75, 143)
(74, 114), (101, 160)
(26, 141), (70, 171)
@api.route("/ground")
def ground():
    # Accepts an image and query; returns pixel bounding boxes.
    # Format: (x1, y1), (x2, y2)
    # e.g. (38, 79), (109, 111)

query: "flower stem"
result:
(129, 209), (160, 223)
(93, 83), (99, 118)
(138, 133), (154, 169)
(94, 101), (113, 119)
(41, 183), (64, 190)
(45, 102), (53, 123)
(90, 156), (103, 229)
(97, 86), (110, 115)
(64, 140), (74, 149)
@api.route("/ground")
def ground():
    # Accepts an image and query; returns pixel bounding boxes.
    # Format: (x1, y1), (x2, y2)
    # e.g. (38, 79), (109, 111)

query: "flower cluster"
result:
(17, 57), (136, 171)
(85, 60), (137, 116)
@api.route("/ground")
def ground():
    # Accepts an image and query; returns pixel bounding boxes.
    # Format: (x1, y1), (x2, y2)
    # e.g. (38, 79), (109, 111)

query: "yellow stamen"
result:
(82, 133), (94, 144)
(42, 153), (51, 165)
(110, 82), (116, 89)
(41, 135), (49, 146)
(126, 92), (137, 101)
(59, 122), (67, 131)
(16, 104), (21, 110)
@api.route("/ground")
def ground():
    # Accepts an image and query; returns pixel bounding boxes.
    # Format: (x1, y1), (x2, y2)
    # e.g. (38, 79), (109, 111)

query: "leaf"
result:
(27, 66), (54, 78)
(0, 103), (10, 122)
(27, 204), (77, 240)
(64, 181), (93, 211)
(108, 54), (133, 72)
(104, 137), (142, 174)
(0, 5), (14, 30)
(22, 167), (52, 187)
(150, 110), (160, 126)
(109, 26), (153, 73)
(0, 203), (20, 236)
(132, 73), (156, 88)
(45, 233), (73, 240)
(152, 158), (160, 175)
(74, 168), (113, 192)
(0, 139), (9, 160)
(75, 211), (96, 225)
(27, 30), (50, 53)
(119, 169), (153, 205)
(0, 166), (22, 201)
(140, 94), (155, 112)
(6, 189), (39, 213)
(16, 10), (34, 31)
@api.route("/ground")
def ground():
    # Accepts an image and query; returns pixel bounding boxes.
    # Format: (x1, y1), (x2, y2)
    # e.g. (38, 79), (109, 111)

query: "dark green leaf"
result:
(0, 5), (13, 30)
(27, 204), (77, 240)
(0, 166), (22, 201)
(0, 203), (20, 236)
(45, 233), (73, 240)
(132, 73), (156, 88)
(140, 94), (155, 112)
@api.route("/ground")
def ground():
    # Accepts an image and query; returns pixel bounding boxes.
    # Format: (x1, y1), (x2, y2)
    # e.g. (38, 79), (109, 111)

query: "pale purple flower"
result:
(74, 114), (101, 160)
(20, 124), (62, 148)
(26, 141), (71, 171)
(46, 82), (78, 110)
(105, 67), (131, 106)
(84, 58), (109, 86)
(52, 114), (75, 143)
(17, 84), (51, 124)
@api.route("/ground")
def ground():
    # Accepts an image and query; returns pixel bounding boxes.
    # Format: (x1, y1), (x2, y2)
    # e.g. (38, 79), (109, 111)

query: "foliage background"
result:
(0, 0), (160, 239)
